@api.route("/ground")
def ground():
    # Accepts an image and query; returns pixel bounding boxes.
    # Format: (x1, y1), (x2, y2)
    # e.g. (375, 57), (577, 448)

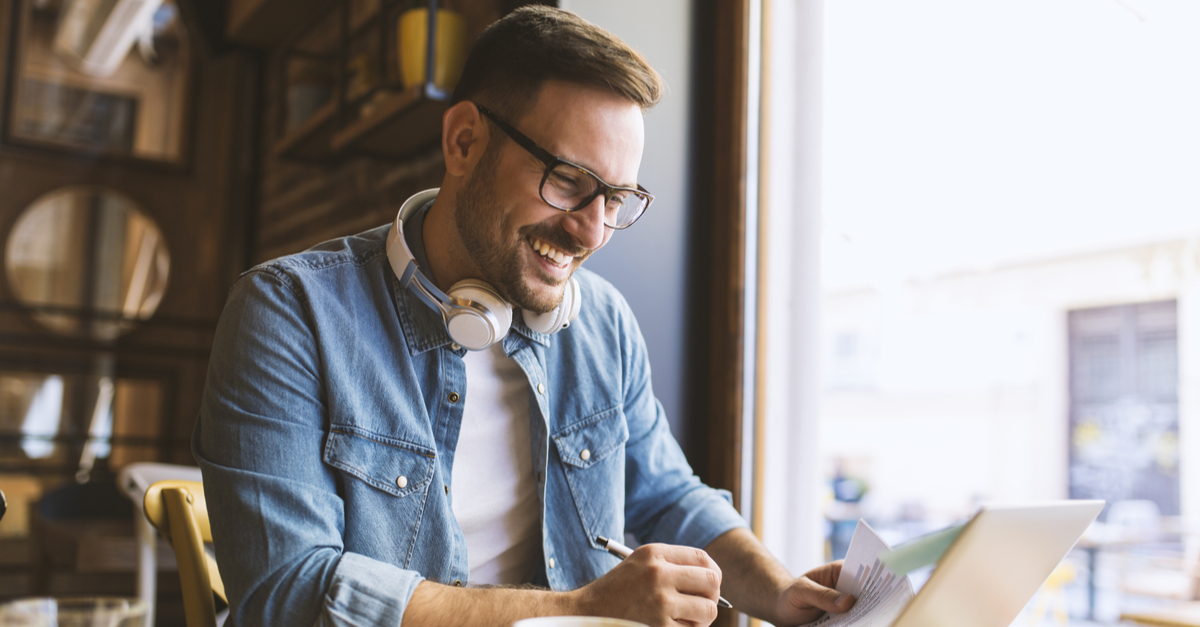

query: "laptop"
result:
(891, 500), (1105, 627)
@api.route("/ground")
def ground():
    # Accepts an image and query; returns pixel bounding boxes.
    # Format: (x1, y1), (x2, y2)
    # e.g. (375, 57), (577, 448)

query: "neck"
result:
(422, 189), (476, 294)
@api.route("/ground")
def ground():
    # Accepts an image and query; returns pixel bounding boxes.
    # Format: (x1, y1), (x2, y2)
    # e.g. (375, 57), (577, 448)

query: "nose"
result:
(561, 193), (608, 251)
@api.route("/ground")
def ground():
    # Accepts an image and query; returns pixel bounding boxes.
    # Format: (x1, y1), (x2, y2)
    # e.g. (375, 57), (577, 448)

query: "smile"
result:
(528, 236), (573, 268)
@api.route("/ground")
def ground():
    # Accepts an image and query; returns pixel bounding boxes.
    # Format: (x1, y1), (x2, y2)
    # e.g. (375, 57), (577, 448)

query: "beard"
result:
(453, 144), (590, 314)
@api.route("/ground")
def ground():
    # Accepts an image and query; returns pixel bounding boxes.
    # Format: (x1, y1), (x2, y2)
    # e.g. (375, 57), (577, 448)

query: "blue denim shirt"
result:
(194, 194), (748, 626)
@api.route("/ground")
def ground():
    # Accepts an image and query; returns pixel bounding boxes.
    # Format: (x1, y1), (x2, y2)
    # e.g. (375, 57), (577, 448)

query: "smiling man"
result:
(195, 7), (853, 627)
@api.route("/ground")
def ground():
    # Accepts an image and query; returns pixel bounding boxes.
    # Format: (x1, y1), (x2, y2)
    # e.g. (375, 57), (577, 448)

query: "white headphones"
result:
(385, 189), (582, 351)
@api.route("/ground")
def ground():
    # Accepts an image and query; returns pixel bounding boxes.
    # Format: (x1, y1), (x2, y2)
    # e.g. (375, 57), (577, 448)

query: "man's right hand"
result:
(571, 543), (724, 627)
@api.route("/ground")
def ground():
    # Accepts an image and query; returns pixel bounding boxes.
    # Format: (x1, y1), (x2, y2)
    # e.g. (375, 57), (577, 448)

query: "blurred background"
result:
(817, 1), (1200, 624)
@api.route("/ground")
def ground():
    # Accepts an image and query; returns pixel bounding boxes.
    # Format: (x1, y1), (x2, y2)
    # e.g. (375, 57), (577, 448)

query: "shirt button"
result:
(396, 476), (408, 489)
(444, 485), (449, 494)
(548, 558), (555, 569)
(453, 579), (463, 587)
(580, 449), (591, 461)
(451, 343), (461, 351)
(537, 383), (545, 395)
(448, 392), (460, 403)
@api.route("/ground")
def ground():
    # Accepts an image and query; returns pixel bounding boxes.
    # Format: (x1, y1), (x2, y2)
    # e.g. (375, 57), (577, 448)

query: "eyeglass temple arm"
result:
(476, 104), (558, 167)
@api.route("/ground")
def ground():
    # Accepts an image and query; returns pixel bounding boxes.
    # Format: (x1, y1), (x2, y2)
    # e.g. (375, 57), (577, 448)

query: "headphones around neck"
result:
(385, 189), (582, 351)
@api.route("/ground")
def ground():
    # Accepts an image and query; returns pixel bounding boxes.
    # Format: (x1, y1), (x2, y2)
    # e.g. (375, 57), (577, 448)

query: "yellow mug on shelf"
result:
(398, 8), (467, 92)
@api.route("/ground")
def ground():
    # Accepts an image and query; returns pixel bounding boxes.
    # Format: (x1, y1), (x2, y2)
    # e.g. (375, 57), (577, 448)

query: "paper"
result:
(801, 521), (914, 627)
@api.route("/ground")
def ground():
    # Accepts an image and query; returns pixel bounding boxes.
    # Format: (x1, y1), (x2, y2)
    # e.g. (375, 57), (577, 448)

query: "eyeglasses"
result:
(475, 104), (654, 230)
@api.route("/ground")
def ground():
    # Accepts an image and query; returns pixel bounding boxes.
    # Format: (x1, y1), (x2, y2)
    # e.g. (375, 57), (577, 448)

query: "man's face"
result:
(454, 81), (645, 314)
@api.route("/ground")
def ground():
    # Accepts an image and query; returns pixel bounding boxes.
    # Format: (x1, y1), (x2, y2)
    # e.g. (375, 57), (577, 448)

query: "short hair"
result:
(450, 6), (663, 121)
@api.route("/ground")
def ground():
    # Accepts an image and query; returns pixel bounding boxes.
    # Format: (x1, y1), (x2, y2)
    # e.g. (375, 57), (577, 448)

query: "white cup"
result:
(512, 618), (649, 627)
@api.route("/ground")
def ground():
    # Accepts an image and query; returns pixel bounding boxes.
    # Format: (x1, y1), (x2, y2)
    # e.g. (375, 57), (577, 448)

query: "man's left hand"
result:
(772, 560), (855, 626)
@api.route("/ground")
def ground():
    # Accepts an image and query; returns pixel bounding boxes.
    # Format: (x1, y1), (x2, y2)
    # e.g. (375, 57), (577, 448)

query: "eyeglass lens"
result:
(542, 162), (648, 229)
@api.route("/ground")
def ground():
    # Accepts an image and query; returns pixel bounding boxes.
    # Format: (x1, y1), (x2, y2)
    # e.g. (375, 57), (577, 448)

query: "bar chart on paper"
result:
(802, 521), (915, 627)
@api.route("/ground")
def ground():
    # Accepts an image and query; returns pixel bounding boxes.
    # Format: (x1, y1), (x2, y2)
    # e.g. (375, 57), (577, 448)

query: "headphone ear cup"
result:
(521, 277), (582, 335)
(445, 279), (513, 350)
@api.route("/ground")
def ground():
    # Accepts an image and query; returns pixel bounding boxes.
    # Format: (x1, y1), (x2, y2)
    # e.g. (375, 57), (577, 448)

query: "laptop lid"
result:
(891, 500), (1104, 627)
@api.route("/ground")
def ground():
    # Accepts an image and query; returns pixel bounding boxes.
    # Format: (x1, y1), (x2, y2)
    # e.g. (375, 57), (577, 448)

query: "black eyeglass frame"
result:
(475, 104), (654, 230)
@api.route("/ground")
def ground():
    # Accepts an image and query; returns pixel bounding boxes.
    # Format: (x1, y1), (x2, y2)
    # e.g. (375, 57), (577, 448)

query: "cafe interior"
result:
(0, 0), (1198, 626)
(0, 0), (759, 624)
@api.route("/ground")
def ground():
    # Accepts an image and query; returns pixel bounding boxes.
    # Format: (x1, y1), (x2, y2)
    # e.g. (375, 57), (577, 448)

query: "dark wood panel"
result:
(686, 3), (751, 625)
(226, 0), (335, 49)
(688, 0), (750, 506)
(254, 148), (444, 262)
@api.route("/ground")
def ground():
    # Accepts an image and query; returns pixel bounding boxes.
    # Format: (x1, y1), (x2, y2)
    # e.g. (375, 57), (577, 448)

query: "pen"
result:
(596, 535), (734, 609)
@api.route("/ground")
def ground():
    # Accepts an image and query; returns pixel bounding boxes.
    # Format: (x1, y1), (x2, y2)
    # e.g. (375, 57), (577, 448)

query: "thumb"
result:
(794, 577), (856, 614)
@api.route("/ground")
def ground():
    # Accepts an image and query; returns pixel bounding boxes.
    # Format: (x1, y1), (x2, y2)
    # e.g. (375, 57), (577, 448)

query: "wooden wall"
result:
(253, 136), (444, 263)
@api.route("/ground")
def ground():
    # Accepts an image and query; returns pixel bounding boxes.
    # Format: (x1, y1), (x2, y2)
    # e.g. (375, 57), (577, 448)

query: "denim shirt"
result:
(194, 194), (748, 626)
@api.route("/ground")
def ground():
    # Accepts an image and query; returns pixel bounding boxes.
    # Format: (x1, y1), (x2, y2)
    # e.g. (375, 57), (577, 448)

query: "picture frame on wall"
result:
(1, 0), (193, 167)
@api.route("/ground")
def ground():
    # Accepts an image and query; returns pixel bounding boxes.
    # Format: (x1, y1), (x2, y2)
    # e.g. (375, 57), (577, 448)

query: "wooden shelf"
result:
(330, 86), (449, 159)
(272, 100), (339, 162)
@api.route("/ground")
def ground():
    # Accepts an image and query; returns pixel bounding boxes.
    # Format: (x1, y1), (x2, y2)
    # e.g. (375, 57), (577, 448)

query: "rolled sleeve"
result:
(319, 553), (423, 626)
(641, 478), (748, 551)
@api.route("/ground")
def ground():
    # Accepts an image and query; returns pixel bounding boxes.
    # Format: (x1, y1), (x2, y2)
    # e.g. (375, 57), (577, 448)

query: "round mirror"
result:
(6, 187), (169, 339)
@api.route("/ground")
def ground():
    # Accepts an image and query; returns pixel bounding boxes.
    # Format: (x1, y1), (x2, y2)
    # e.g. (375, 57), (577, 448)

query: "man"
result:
(196, 7), (854, 626)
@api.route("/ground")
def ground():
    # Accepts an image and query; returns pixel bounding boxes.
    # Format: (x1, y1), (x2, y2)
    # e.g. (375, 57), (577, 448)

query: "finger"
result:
(668, 563), (723, 600)
(639, 544), (721, 572)
(791, 576), (855, 614)
(804, 560), (843, 588)
(666, 590), (719, 626)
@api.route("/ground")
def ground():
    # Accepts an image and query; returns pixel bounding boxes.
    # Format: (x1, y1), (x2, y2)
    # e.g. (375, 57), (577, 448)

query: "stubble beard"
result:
(453, 146), (575, 315)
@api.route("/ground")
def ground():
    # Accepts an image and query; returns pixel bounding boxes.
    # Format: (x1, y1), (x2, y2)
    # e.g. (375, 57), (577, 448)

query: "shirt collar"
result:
(390, 189), (550, 356)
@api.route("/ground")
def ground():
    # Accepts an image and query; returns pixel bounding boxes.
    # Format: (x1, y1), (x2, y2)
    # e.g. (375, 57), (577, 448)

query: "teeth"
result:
(529, 236), (573, 266)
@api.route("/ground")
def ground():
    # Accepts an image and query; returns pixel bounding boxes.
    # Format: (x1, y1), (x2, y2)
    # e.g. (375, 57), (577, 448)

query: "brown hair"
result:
(450, 6), (663, 121)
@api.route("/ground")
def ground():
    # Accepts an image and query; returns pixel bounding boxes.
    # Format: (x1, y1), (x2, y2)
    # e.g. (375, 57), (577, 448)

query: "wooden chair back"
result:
(143, 480), (226, 627)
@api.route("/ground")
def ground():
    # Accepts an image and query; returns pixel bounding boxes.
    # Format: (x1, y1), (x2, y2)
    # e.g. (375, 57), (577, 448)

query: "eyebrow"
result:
(481, 106), (639, 190)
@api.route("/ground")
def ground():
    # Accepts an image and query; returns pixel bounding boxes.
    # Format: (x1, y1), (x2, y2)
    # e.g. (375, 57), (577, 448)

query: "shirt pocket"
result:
(323, 427), (437, 565)
(553, 406), (629, 546)
(324, 427), (436, 497)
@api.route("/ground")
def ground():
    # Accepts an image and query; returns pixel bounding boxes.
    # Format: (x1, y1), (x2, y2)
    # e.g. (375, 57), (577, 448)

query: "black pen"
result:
(596, 535), (734, 609)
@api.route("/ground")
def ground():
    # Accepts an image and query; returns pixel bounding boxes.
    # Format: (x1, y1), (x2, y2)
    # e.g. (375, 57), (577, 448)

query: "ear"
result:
(442, 101), (490, 177)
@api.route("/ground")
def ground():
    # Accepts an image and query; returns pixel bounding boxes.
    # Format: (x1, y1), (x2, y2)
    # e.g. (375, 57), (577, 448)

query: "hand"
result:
(573, 543), (723, 627)
(772, 560), (856, 626)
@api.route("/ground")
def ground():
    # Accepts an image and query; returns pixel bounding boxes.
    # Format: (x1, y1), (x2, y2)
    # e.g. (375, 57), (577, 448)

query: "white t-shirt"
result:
(450, 343), (542, 585)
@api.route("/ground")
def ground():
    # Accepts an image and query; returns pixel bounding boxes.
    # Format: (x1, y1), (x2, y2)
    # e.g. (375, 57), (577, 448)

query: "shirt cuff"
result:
(319, 552), (424, 626)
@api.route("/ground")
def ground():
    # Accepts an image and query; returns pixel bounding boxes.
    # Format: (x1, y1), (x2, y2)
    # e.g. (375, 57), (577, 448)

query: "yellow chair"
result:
(143, 480), (227, 627)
